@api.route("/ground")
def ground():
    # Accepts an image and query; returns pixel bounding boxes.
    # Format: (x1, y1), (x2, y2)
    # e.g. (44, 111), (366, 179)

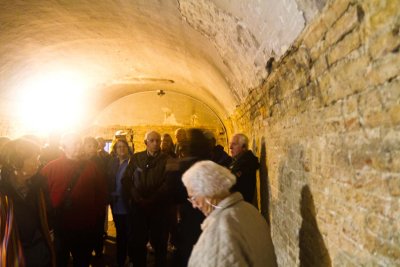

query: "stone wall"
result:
(231, 0), (400, 265)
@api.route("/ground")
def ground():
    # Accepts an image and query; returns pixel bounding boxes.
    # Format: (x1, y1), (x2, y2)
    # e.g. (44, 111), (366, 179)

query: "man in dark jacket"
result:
(229, 133), (259, 204)
(165, 128), (211, 267)
(122, 131), (170, 267)
(204, 131), (232, 168)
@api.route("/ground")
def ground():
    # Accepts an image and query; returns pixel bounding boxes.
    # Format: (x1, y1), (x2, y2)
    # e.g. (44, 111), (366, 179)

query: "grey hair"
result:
(233, 133), (249, 149)
(175, 128), (186, 136)
(182, 160), (236, 198)
(144, 131), (161, 141)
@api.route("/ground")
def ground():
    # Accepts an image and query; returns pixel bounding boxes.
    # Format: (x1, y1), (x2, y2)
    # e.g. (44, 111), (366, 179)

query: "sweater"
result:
(40, 156), (107, 231)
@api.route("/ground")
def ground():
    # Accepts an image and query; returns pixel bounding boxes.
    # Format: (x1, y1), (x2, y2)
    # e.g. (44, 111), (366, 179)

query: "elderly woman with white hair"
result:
(182, 160), (277, 267)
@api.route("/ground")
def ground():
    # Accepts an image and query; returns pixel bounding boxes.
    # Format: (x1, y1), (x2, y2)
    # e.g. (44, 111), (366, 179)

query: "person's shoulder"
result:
(41, 156), (64, 170)
(225, 200), (265, 226)
(133, 150), (147, 157)
(209, 207), (244, 238)
(165, 157), (181, 172)
(159, 151), (170, 161)
(237, 150), (259, 164)
(131, 151), (147, 165)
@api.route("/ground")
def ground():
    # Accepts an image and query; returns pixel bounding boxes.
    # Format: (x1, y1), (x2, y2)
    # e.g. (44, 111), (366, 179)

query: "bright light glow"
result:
(17, 69), (90, 136)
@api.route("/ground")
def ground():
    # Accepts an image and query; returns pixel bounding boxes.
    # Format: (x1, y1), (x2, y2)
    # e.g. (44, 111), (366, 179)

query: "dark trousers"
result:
(93, 211), (106, 256)
(172, 202), (205, 267)
(128, 206), (169, 267)
(113, 214), (129, 267)
(55, 228), (95, 267)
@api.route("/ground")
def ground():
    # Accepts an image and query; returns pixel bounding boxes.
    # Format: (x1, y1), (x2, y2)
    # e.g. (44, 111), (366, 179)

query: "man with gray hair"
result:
(228, 133), (259, 204)
(122, 130), (170, 267)
(174, 128), (187, 157)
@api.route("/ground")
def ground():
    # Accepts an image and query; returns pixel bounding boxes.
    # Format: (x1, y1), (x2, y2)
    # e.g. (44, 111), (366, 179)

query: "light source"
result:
(16, 68), (90, 135)
(157, 89), (165, 97)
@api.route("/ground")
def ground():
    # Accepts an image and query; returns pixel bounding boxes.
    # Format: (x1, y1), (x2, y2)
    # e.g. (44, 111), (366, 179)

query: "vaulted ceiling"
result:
(0, 0), (327, 135)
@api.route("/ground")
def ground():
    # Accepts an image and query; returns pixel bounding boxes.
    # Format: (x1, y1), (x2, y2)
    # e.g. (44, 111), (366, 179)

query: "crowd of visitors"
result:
(0, 128), (276, 267)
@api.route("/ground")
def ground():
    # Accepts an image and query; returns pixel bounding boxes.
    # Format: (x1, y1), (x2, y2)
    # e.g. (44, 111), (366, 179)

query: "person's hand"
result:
(49, 229), (54, 242)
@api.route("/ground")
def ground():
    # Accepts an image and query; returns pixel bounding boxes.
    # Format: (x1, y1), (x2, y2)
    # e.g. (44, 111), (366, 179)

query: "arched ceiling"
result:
(0, 0), (327, 135)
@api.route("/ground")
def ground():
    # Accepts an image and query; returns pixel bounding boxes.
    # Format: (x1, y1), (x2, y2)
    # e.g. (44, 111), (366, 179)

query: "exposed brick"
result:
(302, 16), (328, 50)
(324, 53), (370, 103)
(310, 54), (328, 80)
(342, 95), (360, 131)
(322, 0), (352, 28)
(325, 5), (360, 47)
(365, 213), (400, 243)
(379, 78), (400, 126)
(365, 0), (399, 32)
(234, 0), (400, 266)
(357, 88), (391, 129)
(368, 26), (400, 60)
(374, 236), (400, 260)
(389, 105), (400, 126)
(386, 175), (400, 196)
(328, 30), (361, 65)
(309, 40), (327, 61)
(367, 52), (400, 87)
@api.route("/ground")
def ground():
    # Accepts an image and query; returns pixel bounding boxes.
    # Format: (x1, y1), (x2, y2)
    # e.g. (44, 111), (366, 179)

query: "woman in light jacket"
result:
(182, 160), (278, 267)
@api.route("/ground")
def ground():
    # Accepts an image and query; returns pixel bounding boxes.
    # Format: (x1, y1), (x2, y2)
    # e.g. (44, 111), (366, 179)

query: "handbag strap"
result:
(62, 163), (86, 205)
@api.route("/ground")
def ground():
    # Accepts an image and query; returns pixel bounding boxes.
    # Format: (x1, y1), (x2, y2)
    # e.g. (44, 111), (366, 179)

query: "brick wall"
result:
(231, 0), (400, 265)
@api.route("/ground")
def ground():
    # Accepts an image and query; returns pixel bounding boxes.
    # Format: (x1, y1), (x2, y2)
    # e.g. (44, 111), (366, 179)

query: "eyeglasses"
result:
(187, 195), (196, 204)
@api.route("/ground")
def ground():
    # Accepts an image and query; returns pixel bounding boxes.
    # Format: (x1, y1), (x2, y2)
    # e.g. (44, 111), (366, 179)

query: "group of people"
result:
(0, 128), (277, 267)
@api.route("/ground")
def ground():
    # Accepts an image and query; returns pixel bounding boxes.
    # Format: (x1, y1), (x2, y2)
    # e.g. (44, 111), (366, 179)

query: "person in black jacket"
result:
(229, 133), (259, 204)
(122, 131), (170, 267)
(203, 131), (232, 168)
(165, 128), (211, 267)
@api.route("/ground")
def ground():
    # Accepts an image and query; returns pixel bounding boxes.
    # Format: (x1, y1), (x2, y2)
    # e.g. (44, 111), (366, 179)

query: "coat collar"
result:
(216, 192), (243, 209)
(201, 192), (244, 230)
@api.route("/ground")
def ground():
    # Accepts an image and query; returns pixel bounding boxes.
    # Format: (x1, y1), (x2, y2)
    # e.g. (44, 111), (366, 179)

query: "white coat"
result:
(188, 192), (278, 267)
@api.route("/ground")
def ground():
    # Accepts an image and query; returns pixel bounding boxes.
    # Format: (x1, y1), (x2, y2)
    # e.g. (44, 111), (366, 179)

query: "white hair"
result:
(233, 133), (249, 149)
(182, 160), (236, 198)
(175, 128), (186, 136)
(144, 131), (161, 141)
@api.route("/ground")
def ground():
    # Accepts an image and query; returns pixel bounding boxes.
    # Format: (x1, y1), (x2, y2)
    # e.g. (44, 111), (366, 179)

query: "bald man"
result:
(122, 131), (170, 267)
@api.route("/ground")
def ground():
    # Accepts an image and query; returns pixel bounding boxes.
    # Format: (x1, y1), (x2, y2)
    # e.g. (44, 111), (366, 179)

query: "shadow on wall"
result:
(259, 136), (271, 224)
(299, 185), (332, 267)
